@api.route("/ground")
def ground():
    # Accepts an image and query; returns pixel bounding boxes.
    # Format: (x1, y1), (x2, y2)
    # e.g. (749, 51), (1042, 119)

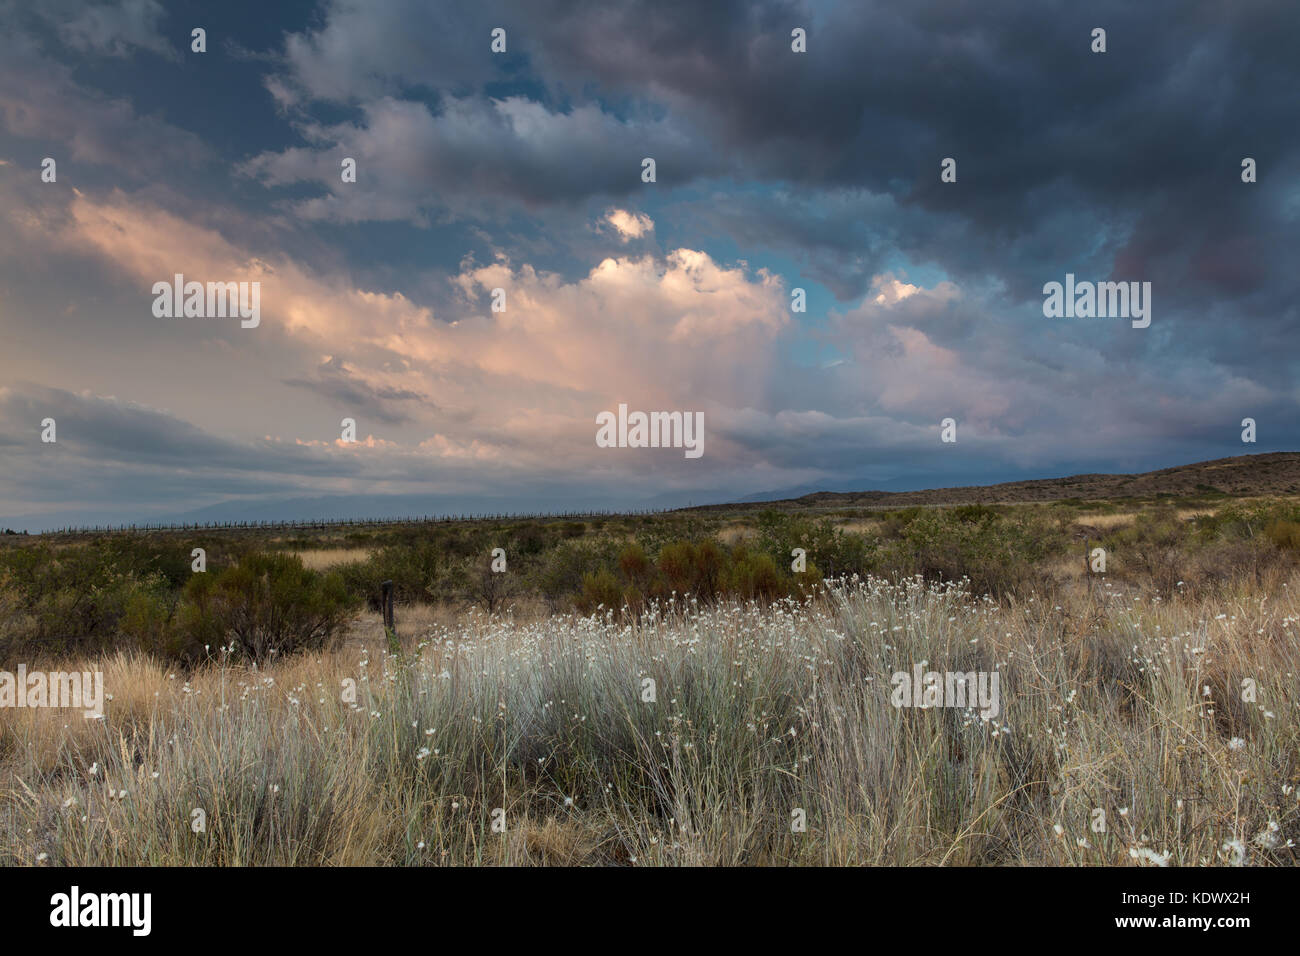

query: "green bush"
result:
(177, 552), (355, 662)
(756, 511), (868, 579)
(535, 540), (618, 611)
(726, 546), (784, 600)
(576, 568), (622, 614)
(652, 539), (726, 600)
(537, 541), (593, 610)
(335, 542), (434, 606)
(0, 543), (182, 659)
(873, 508), (1062, 597)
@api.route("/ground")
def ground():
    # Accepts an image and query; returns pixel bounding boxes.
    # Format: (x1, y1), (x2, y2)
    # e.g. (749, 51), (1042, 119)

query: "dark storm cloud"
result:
(555, 0), (1300, 320)
(573, 0), (1300, 394)
(262, 1), (1299, 329)
(240, 93), (718, 224)
(681, 187), (920, 301)
(519, 0), (1296, 207)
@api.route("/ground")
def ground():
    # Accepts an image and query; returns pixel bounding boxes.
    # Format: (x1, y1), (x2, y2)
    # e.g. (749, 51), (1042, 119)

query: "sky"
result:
(0, 0), (1297, 530)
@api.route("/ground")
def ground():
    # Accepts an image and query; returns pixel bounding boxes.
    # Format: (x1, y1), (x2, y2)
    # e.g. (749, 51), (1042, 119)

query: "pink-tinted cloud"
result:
(40, 189), (792, 479)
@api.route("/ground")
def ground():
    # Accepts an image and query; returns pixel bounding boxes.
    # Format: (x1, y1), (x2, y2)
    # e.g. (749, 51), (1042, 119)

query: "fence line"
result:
(26, 508), (674, 538)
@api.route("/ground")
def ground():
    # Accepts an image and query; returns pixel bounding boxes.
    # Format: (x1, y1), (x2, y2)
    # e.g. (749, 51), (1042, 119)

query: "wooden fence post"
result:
(381, 580), (399, 653)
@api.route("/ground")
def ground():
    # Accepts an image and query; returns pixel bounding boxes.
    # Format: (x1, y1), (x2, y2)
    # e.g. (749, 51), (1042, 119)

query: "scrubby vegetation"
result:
(4, 497), (1300, 666)
(0, 544), (355, 665)
(2, 493), (1299, 866)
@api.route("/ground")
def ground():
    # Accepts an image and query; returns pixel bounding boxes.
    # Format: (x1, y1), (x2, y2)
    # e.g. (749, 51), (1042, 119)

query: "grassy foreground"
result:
(3, 573), (1297, 866)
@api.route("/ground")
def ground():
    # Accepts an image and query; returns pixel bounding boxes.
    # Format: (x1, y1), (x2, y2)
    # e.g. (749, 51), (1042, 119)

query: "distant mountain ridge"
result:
(690, 452), (1300, 511)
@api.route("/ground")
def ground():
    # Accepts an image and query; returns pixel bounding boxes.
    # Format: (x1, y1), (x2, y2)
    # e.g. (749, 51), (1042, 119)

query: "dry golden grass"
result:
(355, 598), (556, 642)
(836, 519), (883, 535)
(1073, 512), (1138, 531)
(716, 524), (756, 545)
(1043, 553), (1090, 581)
(293, 547), (373, 570)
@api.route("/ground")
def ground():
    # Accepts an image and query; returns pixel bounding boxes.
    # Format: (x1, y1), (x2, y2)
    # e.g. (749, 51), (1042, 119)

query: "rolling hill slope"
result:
(693, 452), (1300, 512)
